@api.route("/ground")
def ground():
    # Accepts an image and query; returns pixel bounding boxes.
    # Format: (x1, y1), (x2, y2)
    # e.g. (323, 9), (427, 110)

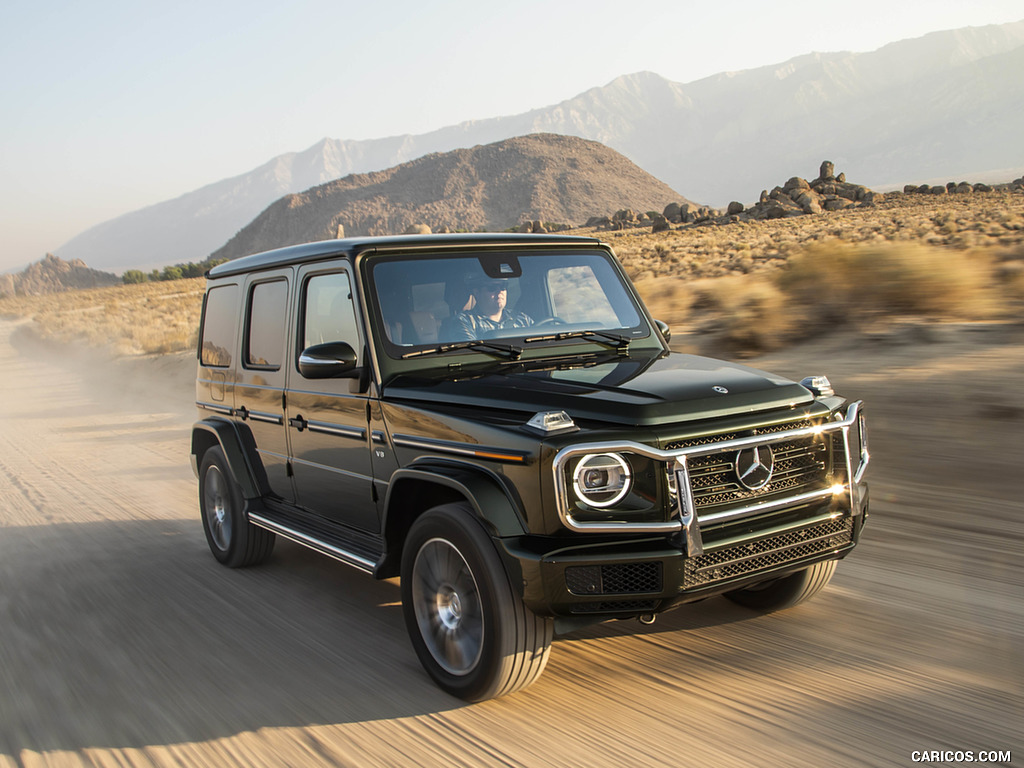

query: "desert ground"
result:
(1, 301), (1020, 766)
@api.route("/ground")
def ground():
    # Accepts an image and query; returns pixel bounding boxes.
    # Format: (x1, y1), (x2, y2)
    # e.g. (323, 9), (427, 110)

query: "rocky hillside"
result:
(212, 134), (688, 261)
(0, 254), (119, 298)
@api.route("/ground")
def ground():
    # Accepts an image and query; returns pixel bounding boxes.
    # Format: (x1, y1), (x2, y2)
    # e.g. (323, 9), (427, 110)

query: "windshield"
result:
(368, 250), (650, 358)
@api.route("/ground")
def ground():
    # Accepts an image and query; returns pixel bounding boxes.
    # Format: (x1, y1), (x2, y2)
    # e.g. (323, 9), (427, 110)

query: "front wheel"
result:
(724, 560), (837, 612)
(199, 446), (275, 568)
(401, 503), (553, 701)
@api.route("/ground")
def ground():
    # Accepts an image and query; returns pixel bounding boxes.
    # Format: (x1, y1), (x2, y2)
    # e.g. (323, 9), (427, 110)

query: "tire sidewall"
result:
(199, 446), (246, 566)
(400, 503), (514, 701)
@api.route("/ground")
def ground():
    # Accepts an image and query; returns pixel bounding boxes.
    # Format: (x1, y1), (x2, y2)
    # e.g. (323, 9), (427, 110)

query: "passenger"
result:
(453, 277), (532, 339)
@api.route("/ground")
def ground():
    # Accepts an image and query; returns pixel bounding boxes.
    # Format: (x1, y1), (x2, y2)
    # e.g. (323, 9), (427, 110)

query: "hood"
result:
(383, 351), (814, 426)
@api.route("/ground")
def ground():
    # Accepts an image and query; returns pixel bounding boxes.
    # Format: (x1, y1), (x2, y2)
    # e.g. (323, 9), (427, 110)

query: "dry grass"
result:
(2, 191), (1022, 359)
(0, 278), (205, 356)
(608, 192), (1024, 354)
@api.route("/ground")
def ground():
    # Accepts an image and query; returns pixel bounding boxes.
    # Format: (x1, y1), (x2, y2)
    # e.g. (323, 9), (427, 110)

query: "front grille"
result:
(666, 420), (830, 514)
(683, 517), (853, 589)
(565, 562), (662, 595)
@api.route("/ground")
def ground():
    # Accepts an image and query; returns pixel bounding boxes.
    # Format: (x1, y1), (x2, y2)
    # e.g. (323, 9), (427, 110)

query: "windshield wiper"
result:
(523, 329), (631, 351)
(401, 339), (522, 360)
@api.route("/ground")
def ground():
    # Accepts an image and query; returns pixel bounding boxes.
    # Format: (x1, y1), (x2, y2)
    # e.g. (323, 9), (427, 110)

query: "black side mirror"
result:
(654, 319), (672, 342)
(298, 341), (359, 379)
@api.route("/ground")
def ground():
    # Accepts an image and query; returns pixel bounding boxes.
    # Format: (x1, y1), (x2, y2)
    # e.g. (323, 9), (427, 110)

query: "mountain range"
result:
(54, 20), (1024, 272)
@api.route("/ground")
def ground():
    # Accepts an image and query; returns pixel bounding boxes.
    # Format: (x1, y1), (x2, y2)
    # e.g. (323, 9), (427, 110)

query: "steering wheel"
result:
(533, 316), (568, 327)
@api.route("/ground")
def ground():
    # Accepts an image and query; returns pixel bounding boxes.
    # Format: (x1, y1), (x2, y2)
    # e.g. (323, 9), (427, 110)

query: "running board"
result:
(248, 511), (377, 574)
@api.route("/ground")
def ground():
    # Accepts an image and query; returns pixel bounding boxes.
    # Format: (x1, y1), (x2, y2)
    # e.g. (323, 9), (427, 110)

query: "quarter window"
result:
(200, 284), (239, 368)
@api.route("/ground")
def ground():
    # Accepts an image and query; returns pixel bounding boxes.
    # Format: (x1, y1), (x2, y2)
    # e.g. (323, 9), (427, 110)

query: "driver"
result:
(452, 276), (533, 339)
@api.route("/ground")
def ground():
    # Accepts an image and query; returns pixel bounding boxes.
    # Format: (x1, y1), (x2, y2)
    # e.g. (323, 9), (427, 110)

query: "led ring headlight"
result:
(572, 453), (631, 508)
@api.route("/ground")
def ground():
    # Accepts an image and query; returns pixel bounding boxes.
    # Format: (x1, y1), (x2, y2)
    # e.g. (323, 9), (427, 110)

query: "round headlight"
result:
(572, 453), (631, 508)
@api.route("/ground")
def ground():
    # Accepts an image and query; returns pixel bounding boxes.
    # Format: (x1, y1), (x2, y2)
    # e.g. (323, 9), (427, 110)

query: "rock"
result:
(818, 161), (835, 181)
(836, 172), (846, 183)
(783, 177), (810, 193)
(403, 223), (432, 234)
(727, 201), (745, 215)
(663, 202), (681, 221)
(823, 198), (853, 211)
(651, 215), (671, 233)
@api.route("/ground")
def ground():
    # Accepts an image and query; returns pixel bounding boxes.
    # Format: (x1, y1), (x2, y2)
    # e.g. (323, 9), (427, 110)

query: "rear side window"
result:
(246, 279), (288, 369)
(200, 284), (239, 368)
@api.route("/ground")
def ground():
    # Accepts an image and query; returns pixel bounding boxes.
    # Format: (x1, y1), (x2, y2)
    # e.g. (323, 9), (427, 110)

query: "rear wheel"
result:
(724, 560), (837, 612)
(199, 446), (275, 568)
(401, 502), (553, 701)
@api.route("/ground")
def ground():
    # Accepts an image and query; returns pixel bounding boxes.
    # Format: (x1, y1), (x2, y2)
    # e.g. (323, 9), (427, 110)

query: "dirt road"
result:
(1, 318), (1020, 767)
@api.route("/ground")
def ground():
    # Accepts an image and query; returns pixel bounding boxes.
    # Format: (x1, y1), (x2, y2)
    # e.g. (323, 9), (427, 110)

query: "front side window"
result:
(302, 271), (360, 361)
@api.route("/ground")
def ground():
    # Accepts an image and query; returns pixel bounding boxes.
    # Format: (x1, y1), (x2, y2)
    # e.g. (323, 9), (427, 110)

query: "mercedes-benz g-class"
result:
(191, 233), (869, 701)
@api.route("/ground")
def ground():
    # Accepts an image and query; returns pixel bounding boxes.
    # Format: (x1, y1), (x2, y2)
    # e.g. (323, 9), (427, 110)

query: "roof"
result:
(206, 233), (603, 278)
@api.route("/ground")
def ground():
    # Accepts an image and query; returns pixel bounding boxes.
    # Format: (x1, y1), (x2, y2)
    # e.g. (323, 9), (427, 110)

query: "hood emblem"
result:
(735, 445), (774, 491)
(713, 385), (729, 394)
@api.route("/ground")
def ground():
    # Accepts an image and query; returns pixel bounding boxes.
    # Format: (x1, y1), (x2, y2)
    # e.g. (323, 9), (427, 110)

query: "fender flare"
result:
(191, 417), (267, 499)
(375, 461), (529, 579)
(383, 462), (528, 537)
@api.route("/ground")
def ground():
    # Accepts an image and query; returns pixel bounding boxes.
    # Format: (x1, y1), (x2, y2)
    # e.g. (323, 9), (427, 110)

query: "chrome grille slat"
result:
(685, 432), (829, 513)
(683, 518), (853, 588)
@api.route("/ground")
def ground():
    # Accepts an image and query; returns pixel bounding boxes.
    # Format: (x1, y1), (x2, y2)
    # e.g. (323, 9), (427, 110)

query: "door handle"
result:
(288, 415), (307, 432)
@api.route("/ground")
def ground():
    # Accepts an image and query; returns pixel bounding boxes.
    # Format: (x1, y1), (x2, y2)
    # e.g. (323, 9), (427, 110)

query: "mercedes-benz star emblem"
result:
(735, 445), (774, 491)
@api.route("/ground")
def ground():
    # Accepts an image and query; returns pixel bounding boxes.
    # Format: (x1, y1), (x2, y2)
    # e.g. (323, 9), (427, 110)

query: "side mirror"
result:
(298, 341), (359, 379)
(654, 319), (672, 342)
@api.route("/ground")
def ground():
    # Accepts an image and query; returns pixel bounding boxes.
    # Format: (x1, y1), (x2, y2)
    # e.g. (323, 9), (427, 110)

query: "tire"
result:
(724, 560), (837, 612)
(401, 502), (553, 701)
(199, 446), (275, 568)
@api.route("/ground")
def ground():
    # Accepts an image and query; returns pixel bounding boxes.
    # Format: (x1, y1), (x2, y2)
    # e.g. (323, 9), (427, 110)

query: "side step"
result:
(247, 506), (382, 575)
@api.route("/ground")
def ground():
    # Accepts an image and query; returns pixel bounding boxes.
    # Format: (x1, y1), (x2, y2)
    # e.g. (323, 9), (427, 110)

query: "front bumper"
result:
(508, 480), (868, 620)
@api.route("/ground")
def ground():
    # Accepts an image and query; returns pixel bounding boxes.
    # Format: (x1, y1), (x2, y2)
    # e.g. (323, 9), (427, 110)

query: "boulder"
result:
(783, 177), (810, 193)
(651, 215), (671, 233)
(727, 201), (745, 215)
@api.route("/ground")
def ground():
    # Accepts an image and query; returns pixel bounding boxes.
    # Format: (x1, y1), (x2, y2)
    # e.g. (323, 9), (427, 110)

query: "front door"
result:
(286, 264), (378, 532)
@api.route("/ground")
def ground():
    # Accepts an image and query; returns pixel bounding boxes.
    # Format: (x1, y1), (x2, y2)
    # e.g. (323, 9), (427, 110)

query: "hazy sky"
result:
(1, 0), (1022, 273)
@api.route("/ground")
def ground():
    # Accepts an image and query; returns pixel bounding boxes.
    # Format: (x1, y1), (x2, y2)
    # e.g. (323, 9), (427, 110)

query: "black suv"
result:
(191, 233), (869, 700)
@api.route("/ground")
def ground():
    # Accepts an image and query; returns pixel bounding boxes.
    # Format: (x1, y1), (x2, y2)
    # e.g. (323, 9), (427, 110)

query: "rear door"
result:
(235, 269), (294, 503)
(286, 262), (378, 532)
